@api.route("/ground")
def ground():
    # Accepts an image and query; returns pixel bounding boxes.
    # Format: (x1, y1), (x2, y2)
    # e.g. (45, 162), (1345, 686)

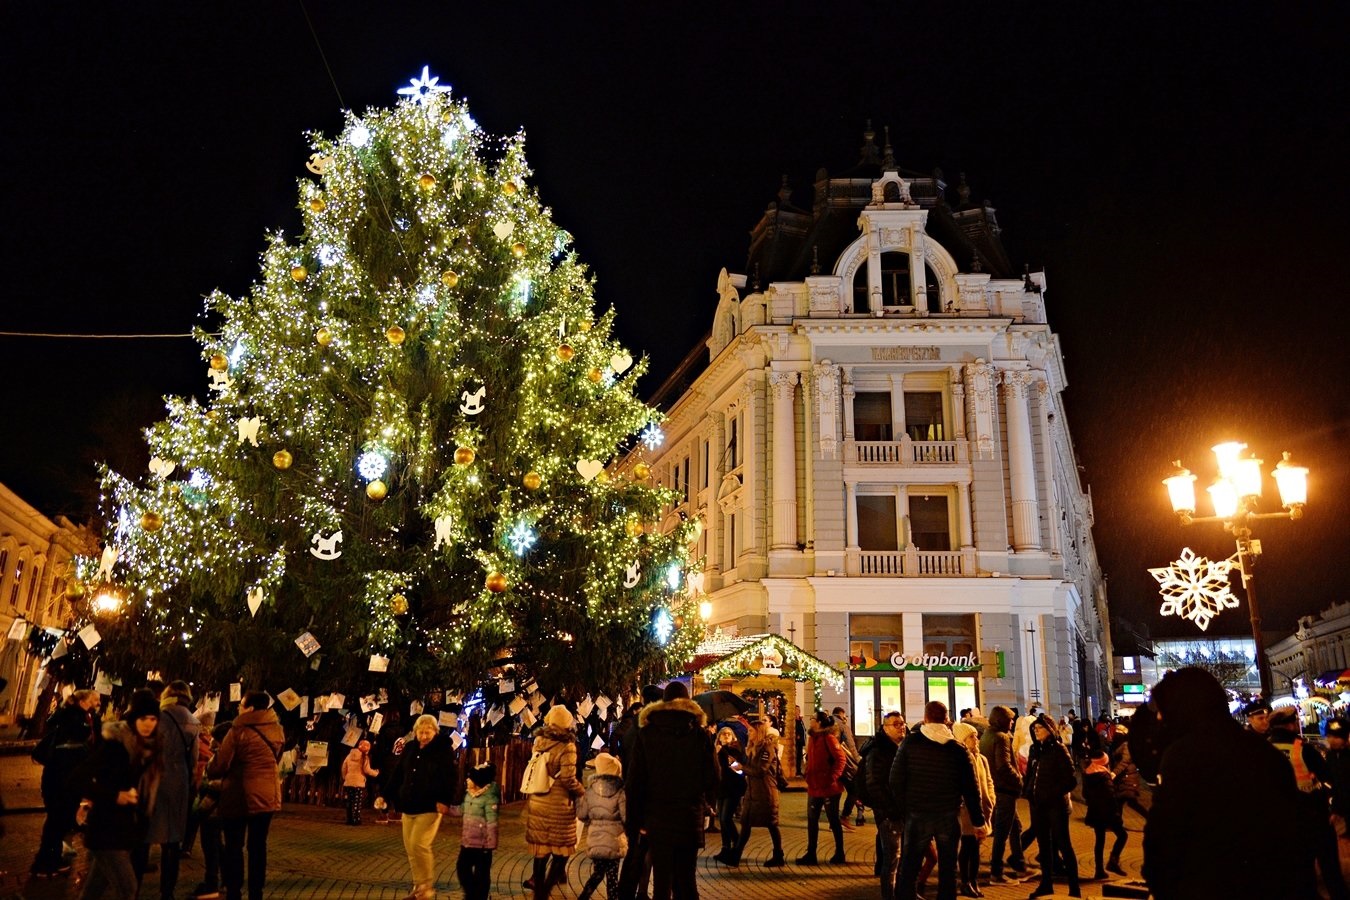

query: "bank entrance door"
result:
(851, 674), (903, 738)
(925, 672), (978, 716)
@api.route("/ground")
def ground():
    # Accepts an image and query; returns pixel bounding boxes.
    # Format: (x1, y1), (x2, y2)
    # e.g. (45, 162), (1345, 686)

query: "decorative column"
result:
(910, 228), (927, 313)
(950, 369), (967, 441)
(845, 481), (860, 575)
(865, 221), (883, 313)
(956, 482), (974, 550)
(842, 377), (857, 441)
(708, 413), (726, 575)
(770, 370), (799, 550)
(1002, 371), (1042, 552)
(1035, 379), (1063, 557)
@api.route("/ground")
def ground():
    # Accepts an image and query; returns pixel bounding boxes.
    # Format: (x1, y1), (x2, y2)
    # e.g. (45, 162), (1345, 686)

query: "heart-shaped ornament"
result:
(492, 220), (514, 241)
(148, 457), (176, 479)
(610, 352), (633, 374)
(576, 459), (604, 482)
(246, 587), (264, 617)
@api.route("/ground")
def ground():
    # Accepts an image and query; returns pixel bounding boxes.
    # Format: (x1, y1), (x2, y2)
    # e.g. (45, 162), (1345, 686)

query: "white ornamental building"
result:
(644, 129), (1110, 736)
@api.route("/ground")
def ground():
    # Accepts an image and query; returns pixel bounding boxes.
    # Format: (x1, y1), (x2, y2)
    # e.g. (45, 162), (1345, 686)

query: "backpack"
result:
(520, 750), (555, 796)
(31, 727), (58, 766)
(852, 737), (876, 807)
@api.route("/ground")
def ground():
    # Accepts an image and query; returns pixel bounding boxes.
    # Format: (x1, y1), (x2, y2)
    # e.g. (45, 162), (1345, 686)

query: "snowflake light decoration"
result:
(397, 66), (452, 105)
(640, 423), (664, 451)
(652, 608), (675, 646)
(506, 521), (537, 557)
(1149, 547), (1240, 631)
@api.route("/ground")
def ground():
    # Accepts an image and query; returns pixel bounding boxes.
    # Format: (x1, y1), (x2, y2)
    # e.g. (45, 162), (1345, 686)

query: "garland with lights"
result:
(72, 69), (703, 698)
(693, 634), (845, 711)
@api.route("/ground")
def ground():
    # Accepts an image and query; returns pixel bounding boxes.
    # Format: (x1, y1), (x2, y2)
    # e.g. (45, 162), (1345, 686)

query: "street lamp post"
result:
(1163, 442), (1309, 700)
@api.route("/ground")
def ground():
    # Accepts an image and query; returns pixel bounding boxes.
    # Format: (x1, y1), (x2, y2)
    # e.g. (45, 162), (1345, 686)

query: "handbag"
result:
(840, 752), (859, 787)
(520, 750), (555, 796)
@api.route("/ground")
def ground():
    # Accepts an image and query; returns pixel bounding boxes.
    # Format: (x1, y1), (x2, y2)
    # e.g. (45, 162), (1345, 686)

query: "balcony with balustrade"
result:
(850, 435), (969, 466)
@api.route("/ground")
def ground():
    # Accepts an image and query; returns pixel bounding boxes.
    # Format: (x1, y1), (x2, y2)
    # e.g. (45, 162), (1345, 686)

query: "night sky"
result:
(2, 5), (1345, 642)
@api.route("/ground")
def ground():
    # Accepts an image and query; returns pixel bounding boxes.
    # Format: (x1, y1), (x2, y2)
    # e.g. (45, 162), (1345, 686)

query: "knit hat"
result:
(594, 752), (622, 778)
(467, 762), (497, 787)
(125, 688), (161, 723)
(952, 722), (978, 745)
(545, 704), (575, 730)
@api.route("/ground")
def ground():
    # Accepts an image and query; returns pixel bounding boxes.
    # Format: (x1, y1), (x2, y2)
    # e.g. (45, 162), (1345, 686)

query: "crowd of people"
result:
(26, 666), (1350, 900)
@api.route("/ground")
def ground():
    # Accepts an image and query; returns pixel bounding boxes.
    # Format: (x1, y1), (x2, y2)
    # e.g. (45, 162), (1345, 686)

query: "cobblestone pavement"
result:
(0, 751), (1149, 899)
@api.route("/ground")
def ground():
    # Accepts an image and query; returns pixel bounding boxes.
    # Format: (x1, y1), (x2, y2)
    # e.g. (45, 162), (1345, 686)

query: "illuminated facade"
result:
(644, 130), (1110, 733)
(1269, 602), (1350, 692)
(0, 482), (96, 726)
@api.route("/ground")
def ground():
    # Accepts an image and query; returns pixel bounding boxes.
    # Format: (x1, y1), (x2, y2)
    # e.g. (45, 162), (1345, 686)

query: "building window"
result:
(879, 252), (911, 306)
(702, 440), (710, 489)
(10, 558), (23, 606)
(904, 391), (945, 441)
(908, 494), (952, 551)
(0, 549), (8, 580)
(850, 613), (904, 736)
(923, 613), (979, 714)
(681, 457), (690, 503)
(26, 567), (40, 613)
(857, 496), (898, 551)
(728, 417), (738, 468)
(854, 392), (893, 441)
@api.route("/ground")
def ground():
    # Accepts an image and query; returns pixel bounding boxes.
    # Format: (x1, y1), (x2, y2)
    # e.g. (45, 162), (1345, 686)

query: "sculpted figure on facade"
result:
(963, 359), (997, 456)
(813, 361), (840, 459)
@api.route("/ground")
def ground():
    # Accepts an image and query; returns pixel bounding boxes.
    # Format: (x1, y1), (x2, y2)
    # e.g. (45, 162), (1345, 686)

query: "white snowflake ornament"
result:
(1149, 547), (1239, 631)
(397, 66), (452, 105)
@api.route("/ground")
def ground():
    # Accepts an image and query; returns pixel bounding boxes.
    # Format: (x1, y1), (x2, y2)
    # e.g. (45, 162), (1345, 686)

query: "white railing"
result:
(857, 549), (971, 577)
(853, 438), (967, 465)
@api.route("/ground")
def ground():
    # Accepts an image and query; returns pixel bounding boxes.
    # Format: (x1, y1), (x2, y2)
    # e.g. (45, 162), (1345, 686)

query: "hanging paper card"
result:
(591, 735), (605, 750)
(342, 725), (362, 747)
(486, 705), (505, 726)
(520, 708), (536, 728)
(277, 688), (302, 711)
(230, 683), (242, 702)
(410, 700), (423, 716)
(93, 670), (113, 695)
(450, 731), (464, 749)
(523, 680), (538, 695)
(310, 656), (322, 671)
(369, 712), (384, 734)
(77, 623), (102, 649)
(328, 692), (346, 712)
(576, 696), (594, 719)
(377, 689), (389, 705)
(146, 670), (162, 683)
(294, 632), (321, 657)
(203, 692), (221, 714)
(508, 696), (527, 715)
(499, 679), (515, 693)
(306, 741), (329, 769)
(360, 695), (378, 714)
(594, 695), (612, 715)
(7, 618), (27, 640)
(438, 711), (456, 728)
(299, 697), (310, 718)
(51, 638), (68, 659)
(369, 654), (390, 672)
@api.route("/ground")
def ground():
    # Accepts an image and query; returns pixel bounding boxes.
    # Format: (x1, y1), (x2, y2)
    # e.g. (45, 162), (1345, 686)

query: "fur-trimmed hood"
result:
(638, 697), (706, 729)
(532, 725), (576, 753)
(808, 718), (839, 738)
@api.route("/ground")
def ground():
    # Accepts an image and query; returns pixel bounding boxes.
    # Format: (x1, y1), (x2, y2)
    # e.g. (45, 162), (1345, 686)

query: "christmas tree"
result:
(77, 69), (703, 699)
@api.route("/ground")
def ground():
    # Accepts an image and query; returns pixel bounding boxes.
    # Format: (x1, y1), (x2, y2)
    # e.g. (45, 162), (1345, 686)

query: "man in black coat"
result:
(1143, 668), (1302, 900)
(626, 681), (718, 900)
(31, 689), (102, 877)
(865, 711), (906, 900)
(889, 700), (987, 900)
(1268, 708), (1348, 900)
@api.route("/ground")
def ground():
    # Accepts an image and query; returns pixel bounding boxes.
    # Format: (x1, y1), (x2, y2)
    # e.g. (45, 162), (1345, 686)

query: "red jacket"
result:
(804, 720), (846, 798)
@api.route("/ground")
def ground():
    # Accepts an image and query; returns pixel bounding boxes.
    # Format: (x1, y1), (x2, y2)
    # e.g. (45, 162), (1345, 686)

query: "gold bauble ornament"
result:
(66, 581), (86, 601)
(510, 241), (527, 259)
(139, 511), (164, 532)
(309, 197), (326, 212)
(579, 319), (593, 333)
(386, 325), (406, 346)
(441, 270), (460, 288)
(454, 446), (476, 467)
(315, 327), (332, 347)
(523, 471), (542, 491)
(290, 265), (308, 282)
(625, 519), (644, 538)
(205, 409), (220, 422)
(418, 173), (437, 189)
(502, 180), (518, 196)
(366, 479), (388, 501)
(556, 344), (575, 362)
(633, 461), (652, 480)
(209, 352), (229, 371)
(390, 593), (409, 615)
(596, 470), (610, 484)
(485, 571), (509, 594)
(587, 367), (603, 384)
(272, 449), (293, 470)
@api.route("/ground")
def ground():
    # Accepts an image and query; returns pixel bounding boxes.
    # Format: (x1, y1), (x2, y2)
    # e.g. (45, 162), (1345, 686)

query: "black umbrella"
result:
(693, 690), (751, 723)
